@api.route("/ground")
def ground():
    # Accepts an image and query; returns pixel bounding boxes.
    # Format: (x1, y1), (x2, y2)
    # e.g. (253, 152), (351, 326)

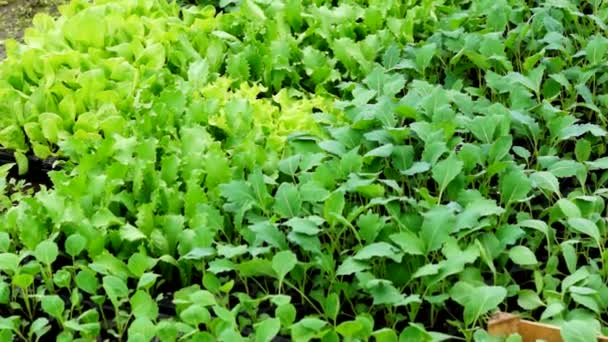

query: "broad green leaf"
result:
(556, 199), (582, 218)
(357, 212), (384, 243)
(180, 305), (210, 326)
(276, 303), (296, 327)
(422, 141), (448, 165)
(0, 253), (21, 274)
(65, 234), (86, 257)
(39, 113), (63, 144)
(75, 269), (99, 295)
(249, 221), (288, 250)
(41, 295), (65, 321)
(548, 160), (585, 178)
(431, 154), (463, 198)
(242, 0), (266, 21)
(500, 169), (531, 205)
(53, 270), (71, 288)
(383, 44), (400, 69)
(353, 242), (403, 263)
(130, 290), (158, 320)
(389, 231), (424, 255)
(273, 183), (302, 218)
(364, 144), (394, 158)
(324, 191), (345, 225)
(575, 140), (591, 162)
(509, 246), (538, 266)
(383, 74), (406, 96)
(290, 317), (327, 341)
(469, 116), (497, 144)
(181, 248), (216, 261)
(0, 282), (9, 304)
(541, 303), (564, 320)
(373, 328), (398, 342)
(365, 67), (386, 95)
(119, 224), (146, 242)
(278, 155), (301, 176)
(272, 250), (297, 283)
(217, 244), (248, 259)
(336, 257), (370, 276)
(128, 318), (156, 342)
(0, 234), (8, 254)
(530, 171), (560, 194)
(336, 320), (365, 338)
(285, 217), (323, 236)
(220, 181), (256, 208)
(399, 323), (433, 341)
(13, 274), (34, 289)
(367, 279), (419, 307)
(34, 240), (59, 266)
(559, 124), (606, 141)
(517, 290), (544, 310)
(128, 253), (157, 278)
(300, 181), (330, 203)
(567, 218), (601, 246)
(400, 162), (431, 176)
(586, 157), (608, 170)
(412, 263), (441, 279)
(518, 220), (549, 237)
(318, 140), (346, 156)
(29, 317), (50, 338)
(324, 293), (340, 322)
(450, 282), (507, 326)
(561, 242), (578, 274)
(416, 43), (437, 73)
(420, 206), (455, 252)
(585, 35), (608, 65)
(137, 273), (159, 290)
(102, 275), (129, 304)
(254, 318), (281, 342)
(561, 320), (601, 342)
(571, 293), (600, 313)
(550, 73), (571, 89)
(156, 321), (179, 342)
(563, 268), (590, 291)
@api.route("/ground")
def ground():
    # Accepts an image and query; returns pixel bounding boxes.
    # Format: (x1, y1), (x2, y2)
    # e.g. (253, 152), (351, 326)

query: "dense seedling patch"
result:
(1, 0), (608, 341)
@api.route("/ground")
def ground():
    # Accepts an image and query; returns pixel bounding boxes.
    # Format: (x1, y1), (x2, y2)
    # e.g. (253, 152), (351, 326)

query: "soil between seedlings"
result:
(0, 148), (61, 190)
(0, 0), (64, 59)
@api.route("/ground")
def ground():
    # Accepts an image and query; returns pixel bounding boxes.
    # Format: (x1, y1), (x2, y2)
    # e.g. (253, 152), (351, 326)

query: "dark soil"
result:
(0, 148), (61, 189)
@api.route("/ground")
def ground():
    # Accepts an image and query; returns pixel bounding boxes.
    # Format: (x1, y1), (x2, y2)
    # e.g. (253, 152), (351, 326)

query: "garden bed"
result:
(1, 0), (608, 341)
